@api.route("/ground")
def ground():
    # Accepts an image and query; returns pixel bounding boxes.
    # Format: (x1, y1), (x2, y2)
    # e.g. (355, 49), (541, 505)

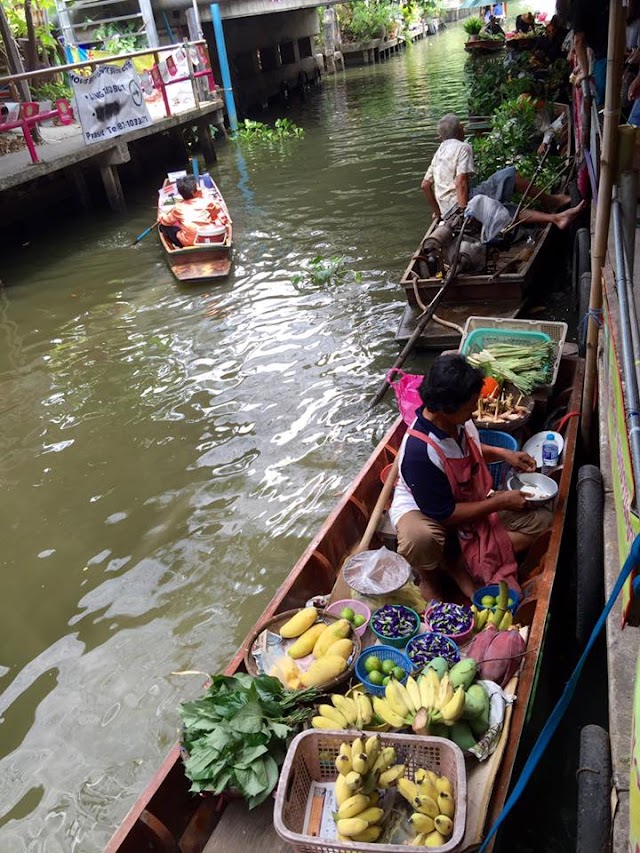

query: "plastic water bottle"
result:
(541, 433), (559, 474)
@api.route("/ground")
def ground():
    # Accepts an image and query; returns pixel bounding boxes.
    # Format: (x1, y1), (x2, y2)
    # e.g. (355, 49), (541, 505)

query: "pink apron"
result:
(408, 426), (520, 591)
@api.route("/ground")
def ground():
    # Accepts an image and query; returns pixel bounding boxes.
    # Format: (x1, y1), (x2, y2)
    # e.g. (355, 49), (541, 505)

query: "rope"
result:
(578, 307), (604, 346)
(479, 534), (640, 852)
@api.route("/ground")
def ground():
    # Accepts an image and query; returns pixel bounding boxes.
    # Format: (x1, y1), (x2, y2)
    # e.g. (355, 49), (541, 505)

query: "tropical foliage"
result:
(467, 55), (570, 117)
(463, 17), (484, 35)
(1, 0), (60, 70)
(233, 118), (305, 143)
(292, 255), (363, 287)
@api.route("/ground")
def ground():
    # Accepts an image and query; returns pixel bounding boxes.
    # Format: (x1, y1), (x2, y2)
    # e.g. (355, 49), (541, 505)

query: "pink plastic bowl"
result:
(324, 599), (371, 637)
(424, 605), (475, 647)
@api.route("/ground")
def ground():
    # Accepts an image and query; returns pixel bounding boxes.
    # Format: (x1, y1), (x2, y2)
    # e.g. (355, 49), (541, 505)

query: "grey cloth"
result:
(470, 165), (517, 205)
(465, 195), (512, 243)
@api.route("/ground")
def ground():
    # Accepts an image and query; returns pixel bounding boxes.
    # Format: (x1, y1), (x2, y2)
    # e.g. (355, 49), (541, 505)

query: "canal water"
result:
(0, 18), (574, 853)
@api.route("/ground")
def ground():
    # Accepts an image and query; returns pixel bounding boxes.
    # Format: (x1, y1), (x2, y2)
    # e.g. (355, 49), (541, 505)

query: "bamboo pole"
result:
(581, 0), (626, 445)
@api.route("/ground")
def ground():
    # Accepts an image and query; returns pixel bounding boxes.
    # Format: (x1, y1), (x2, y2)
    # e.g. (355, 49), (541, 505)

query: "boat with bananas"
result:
(106, 351), (582, 853)
(397, 102), (572, 351)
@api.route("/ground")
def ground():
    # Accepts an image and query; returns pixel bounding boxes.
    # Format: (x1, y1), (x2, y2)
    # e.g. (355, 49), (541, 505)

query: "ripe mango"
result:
(287, 622), (328, 658)
(300, 654), (348, 687)
(279, 607), (318, 639)
(325, 638), (354, 660)
(313, 618), (351, 658)
(268, 656), (302, 689)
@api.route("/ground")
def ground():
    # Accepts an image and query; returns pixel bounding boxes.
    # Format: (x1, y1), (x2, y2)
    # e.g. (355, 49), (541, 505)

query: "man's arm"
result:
(573, 31), (589, 83)
(442, 489), (528, 526)
(421, 177), (441, 221)
(455, 173), (471, 209)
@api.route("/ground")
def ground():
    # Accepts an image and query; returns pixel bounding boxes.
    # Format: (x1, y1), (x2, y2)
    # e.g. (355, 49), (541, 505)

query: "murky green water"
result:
(0, 26), (470, 852)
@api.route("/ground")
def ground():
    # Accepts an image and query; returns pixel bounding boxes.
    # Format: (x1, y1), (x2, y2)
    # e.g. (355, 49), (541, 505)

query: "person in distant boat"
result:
(158, 175), (226, 248)
(421, 113), (585, 230)
(515, 11), (535, 33)
(482, 14), (505, 36)
(389, 354), (549, 601)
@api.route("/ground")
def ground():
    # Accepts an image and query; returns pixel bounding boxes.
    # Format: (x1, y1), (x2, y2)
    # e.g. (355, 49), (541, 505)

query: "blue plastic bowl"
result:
(354, 645), (412, 697)
(405, 632), (460, 669)
(472, 584), (521, 614)
(370, 605), (421, 649)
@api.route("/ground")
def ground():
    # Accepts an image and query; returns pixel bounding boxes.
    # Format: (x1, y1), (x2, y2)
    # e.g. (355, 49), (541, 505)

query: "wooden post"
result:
(184, 39), (200, 109)
(66, 167), (91, 210)
(197, 120), (217, 165)
(0, 4), (32, 104)
(100, 165), (126, 214)
(581, 0), (626, 445)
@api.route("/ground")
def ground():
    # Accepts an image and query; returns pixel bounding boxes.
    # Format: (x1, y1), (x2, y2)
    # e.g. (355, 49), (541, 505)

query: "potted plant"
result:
(464, 17), (484, 40)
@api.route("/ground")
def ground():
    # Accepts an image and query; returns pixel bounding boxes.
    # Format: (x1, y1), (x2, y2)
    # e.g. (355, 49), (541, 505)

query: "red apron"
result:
(408, 426), (520, 591)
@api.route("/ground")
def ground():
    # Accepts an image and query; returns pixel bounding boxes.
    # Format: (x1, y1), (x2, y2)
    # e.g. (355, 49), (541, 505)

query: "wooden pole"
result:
(581, 0), (626, 445)
(0, 4), (32, 104)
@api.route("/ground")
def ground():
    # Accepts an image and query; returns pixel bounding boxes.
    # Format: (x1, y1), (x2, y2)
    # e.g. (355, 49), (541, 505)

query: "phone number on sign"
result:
(110, 116), (148, 131)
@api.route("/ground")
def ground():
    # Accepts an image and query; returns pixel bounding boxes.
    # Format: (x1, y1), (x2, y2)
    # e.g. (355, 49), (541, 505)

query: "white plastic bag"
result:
(466, 194), (512, 244)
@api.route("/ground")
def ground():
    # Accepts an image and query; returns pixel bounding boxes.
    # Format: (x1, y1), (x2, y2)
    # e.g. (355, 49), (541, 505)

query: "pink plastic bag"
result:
(386, 369), (423, 425)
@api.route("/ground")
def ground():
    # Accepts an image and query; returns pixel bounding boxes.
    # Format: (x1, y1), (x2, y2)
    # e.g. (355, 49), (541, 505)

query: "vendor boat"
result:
(397, 103), (573, 350)
(157, 174), (233, 283)
(464, 37), (506, 53)
(106, 351), (583, 853)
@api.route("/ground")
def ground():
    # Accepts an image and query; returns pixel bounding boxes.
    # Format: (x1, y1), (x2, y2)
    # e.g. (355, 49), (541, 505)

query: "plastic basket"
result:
(473, 584), (521, 614)
(478, 429), (519, 489)
(459, 316), (568, 389)
(355, 645), (412, 697)
(324, 599), (371, 638)
(274, 730), (467, 853)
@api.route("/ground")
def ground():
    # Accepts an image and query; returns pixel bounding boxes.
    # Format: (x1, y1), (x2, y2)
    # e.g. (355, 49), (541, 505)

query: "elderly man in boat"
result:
(389, 354), (552, 601)
(422, 113), (585, 230)
(158, 175), (227, 248)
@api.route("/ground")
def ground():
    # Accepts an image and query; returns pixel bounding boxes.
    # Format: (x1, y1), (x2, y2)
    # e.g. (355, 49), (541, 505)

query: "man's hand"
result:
(495, 489), (529, 511)
(629, 73), (640, 101)
(504, 450), (536, 472)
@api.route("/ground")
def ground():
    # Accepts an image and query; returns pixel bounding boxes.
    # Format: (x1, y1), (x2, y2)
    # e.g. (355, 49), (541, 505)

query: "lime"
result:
(340, 607), (355, 622)
(368, 670), (384, 686)
(392, 666), (405, 680)
(480, 595), (496, 607)
(507, 597), (515, 607)
(364, 655), (382, 673)
(353, 614), (366, 628)
(381, 659), (396, 675)
(382, 676), (391, 686)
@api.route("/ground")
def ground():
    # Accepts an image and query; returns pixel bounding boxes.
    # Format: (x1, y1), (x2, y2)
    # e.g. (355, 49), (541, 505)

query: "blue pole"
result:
(210, 3), (238, 133)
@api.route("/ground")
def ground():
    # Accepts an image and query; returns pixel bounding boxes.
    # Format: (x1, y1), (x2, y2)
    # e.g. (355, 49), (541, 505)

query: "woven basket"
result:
(274, 730), (466, 853)
(244, 609), (361, 692)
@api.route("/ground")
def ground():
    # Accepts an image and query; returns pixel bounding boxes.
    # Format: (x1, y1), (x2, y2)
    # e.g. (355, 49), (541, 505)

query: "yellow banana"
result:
(437, 791), (455, 818)
(373, 697), (406, 729)
(372, 745), (397, 773)
(364, 735), (381, 770)
(409, 812), (435, 834)
(418, 778), (439, 802)
(475, 608), (489, 632)
(318, 705), (348, 727)
(355, 806), (384, 824)
(335, 745), (352, 775)
(405, 676), (422, 713)
(386, 679), (412, 718)
(414, 795), (439, 819)
(397, 777), (419, 804)
(415, 768), (427, 784)
(378, 763), (406, 788)
(334, 794), (370, 820)
(411, 833), (428, 846)
(336, 817), (369, 837)
(436, 674), (453, 710)
(425, 770), (439, 787)
(335, 774), (352, 807)
(424, 830), (446, 847)
(352, 751), (368, 775)
(344, 771), (363, 792)
(350, 737), (364, 763)
(355, 692), (373, 726)
(435, 775), (454, 797)
(434, 815), (454, 837)
(332, 695), (358, 726)
(351, 826), (382, 843)
(439, 686), (465, 725)
(419, 669), (439, 710)
(313, 716), (339, 730)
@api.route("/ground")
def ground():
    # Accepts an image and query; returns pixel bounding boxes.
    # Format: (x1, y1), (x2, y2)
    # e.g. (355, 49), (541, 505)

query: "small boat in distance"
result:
(157, 172), (233, 283)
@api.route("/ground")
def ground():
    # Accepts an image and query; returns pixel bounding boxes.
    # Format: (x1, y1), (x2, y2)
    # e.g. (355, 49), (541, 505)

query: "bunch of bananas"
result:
(471, 605), (512, 633)
(311, 692), (374, 730)
(333, 735), (405, 842)
(372, 671), (466, 732)
(398, 768), (456, 847)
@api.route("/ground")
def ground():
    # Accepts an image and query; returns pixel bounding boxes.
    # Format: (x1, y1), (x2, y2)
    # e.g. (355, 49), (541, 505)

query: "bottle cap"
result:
(546, 433), (554, 440)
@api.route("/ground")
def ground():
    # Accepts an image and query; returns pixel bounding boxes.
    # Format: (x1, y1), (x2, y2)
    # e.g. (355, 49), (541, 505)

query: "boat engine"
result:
(445, 236), (487, 274)
(416, 223), (455, 278)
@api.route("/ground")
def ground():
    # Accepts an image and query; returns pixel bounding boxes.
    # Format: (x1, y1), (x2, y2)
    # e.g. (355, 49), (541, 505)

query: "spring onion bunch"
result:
(468, 340), (554, 394)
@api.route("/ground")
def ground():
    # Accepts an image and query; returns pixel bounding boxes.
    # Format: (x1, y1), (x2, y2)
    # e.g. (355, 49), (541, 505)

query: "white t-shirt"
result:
(424, 138), (475, 216)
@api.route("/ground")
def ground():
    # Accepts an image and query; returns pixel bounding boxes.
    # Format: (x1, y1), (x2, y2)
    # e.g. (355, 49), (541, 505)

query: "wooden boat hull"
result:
(396, 300), (521, 349)
(106, 355), (583, 853)
(159, 230), (233, 282)
(465, 39), (505, 52)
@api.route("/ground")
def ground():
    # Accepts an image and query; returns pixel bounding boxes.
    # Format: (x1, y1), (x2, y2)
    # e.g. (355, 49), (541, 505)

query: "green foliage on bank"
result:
(467, 54), (570, 117)
(233, 118), (305, 143)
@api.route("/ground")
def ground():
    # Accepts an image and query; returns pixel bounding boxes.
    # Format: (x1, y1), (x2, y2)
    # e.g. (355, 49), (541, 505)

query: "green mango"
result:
(449, 658), (477, 691)
(469, 707), (490, 739)
(462, 683), (489, 720)
(424, 656), (449, 679)
(449, 721), (477, 751)
(429, 722), (450, 739)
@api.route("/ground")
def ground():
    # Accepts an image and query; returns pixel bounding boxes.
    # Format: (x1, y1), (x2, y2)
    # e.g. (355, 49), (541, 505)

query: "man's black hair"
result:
(176, 175), (198, 200)
(419, 354), (484, 413)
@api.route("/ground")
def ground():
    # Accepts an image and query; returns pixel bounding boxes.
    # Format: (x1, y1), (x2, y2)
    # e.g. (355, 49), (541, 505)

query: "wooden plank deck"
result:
(203, 800), (291, 853)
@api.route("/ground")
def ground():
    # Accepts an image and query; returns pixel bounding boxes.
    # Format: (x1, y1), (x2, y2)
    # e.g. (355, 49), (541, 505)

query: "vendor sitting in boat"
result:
(389, 354), (552, 601)
(158, 175), (226, 248)
(421, 113), (585, 229)
(482, 14), (505, 36)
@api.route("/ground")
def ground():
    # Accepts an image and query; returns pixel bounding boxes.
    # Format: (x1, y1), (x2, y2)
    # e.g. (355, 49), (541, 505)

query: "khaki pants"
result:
(396, 507), (553, 573)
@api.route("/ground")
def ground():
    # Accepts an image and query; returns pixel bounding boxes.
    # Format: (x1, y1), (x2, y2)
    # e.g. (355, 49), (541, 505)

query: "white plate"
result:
(522, 431), (564, 469)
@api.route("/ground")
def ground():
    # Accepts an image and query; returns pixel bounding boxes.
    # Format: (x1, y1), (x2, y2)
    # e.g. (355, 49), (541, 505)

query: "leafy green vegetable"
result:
(468, 341), (554, 394)
(180, 673), (318, 808)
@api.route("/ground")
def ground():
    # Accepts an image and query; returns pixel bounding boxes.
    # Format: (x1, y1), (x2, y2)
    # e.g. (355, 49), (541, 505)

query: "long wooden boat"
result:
(158, 175), (233, 283)
(106, 352), (583, 853)
(464, 38), (506, 53)
(397, 103), (572, 350)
